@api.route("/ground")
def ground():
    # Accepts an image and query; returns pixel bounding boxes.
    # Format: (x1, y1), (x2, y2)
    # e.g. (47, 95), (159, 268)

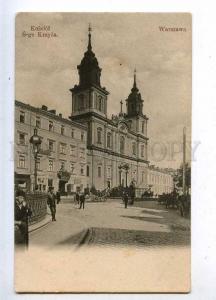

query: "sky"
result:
(16, 13), (192, 168)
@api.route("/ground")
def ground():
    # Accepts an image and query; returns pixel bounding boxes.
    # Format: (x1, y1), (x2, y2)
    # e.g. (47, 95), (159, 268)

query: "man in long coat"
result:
(47, 187), (57, 221)
(15, 195), (32, 248)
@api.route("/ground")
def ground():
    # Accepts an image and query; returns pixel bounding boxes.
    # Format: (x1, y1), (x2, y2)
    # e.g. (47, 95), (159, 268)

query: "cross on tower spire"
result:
(133, 68), (137, 88)
(88, 23), (92, 51)
(120, 100), (123, 113)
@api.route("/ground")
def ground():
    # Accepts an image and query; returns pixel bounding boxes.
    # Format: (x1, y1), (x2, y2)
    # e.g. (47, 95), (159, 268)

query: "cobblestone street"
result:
(30, 199), (190, 249)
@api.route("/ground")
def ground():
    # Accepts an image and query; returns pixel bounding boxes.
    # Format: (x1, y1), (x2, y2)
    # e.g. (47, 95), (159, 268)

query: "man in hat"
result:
(79, 192), (85, 210)
(47, 187), (57, 221)
(15, 195), (32, 248)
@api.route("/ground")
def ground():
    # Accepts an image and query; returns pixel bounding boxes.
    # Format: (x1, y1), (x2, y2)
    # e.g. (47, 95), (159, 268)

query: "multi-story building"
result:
(148, 165), (174, 195)
(15, 101), (87, 193)
(70, 27), (149, 191)
(15, 27), (174, 196)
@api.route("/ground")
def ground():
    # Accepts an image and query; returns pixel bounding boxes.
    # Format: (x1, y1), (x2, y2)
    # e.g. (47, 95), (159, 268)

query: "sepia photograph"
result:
(14, 12), (191, 292)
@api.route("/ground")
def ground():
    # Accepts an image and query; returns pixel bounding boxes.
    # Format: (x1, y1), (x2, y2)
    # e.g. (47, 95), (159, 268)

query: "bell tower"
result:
(70, 25), (109, 119)
(125, 70), (148, 137)
(126, 69), (144, 117)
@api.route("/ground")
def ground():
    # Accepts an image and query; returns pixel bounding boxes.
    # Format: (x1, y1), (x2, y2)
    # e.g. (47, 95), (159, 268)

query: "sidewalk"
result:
(29, 214), (51, 233)
(29, 203), (89, 248)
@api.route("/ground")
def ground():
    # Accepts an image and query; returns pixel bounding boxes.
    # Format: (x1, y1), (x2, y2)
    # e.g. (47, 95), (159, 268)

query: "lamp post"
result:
(124, 164), (129, 188)
(30, 128), (42, 191)
(118, 165), (122, 186)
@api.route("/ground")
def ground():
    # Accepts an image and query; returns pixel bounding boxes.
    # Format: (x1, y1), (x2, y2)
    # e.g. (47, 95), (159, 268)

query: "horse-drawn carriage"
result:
(158, 192), (191, 217)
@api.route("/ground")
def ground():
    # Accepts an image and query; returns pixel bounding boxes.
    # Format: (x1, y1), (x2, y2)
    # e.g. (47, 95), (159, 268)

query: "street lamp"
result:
(30, 128), (42, 191)
(118, 165), (122, 186)
(124, 164), (129, 187)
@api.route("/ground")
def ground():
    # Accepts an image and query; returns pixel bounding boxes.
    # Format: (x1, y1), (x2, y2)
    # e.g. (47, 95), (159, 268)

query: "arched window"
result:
(98, 96), (103, 112)
(132, 142), (136, 155)
(78, 94), (85, 110)
(86, 165), (90, 177)
(97, 127), (102, 144)
(107, 132), (112, 148)
(141, 145), (144, 157)
(120, 136), (125, 154)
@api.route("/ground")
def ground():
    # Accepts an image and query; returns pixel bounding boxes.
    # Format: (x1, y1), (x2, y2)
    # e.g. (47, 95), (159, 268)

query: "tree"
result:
(174, 163), (191, 192)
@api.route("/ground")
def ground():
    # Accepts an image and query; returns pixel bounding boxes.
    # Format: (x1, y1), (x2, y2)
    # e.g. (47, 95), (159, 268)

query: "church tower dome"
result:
(126, 69), (144, 117)
(70, 25), (109, 120)
(77, 24), (102, 88)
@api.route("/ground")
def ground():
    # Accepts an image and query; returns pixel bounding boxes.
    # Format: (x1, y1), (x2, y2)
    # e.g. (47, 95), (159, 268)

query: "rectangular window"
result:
(79, 148), (85, 159)
(48, 140), (54, 152)
(97, 128), (102, 144)
(20, 111), (25, 123)
(49, 121), (53, 131)
(36, 116), (41, 128)
(59, 143), (66, 154)
(87, 165), (90, 177)
(80, 166), (84, 175)
(18, 155), (25, 168)
(19, 133), (25, 145)
(70, 145), (76, 156)
(81, 132), (84, 141)
(98, 166), (101, 178)
(48, 159), (54, 171)
(61, 125), (65, 135)
(107, 167), (111, 178)
(107, 133), (112, 148)
(70, 162), (74, 174)
(71, 129), (74, 138)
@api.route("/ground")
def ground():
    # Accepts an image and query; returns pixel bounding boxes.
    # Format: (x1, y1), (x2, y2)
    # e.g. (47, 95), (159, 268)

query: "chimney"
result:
(41, 105), (48, 111)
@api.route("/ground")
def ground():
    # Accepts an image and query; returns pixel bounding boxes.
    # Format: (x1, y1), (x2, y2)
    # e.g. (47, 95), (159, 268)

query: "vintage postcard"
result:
(15, 12), (191, 292)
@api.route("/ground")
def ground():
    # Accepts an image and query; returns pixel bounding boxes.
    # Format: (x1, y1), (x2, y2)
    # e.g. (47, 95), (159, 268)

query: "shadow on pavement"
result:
(86, 227), (190, 248)
(56, 226), (190, 248)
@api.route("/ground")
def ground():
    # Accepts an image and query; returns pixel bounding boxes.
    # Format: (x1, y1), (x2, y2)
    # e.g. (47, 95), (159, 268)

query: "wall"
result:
(15, 101), (87, 193)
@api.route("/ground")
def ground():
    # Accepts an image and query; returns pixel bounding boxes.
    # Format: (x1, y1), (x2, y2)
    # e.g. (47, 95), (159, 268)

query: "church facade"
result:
(70, 28), (149, 191)
(15, 27), (174, 195)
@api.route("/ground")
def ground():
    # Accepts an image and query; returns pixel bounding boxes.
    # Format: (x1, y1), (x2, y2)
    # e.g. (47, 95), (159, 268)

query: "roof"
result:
(15, 100), (87, 130)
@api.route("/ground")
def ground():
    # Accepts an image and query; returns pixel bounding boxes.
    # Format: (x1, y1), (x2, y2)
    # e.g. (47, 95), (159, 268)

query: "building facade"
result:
(148, 165), (174, 195)
(15, 101), (87, 193)
(70, 27), (149, 191)
(15, 27), (174, 196)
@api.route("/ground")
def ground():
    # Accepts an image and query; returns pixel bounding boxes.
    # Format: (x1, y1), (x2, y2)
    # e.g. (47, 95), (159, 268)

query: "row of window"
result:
(18, 155), (85, 175)
(18, 133), (85, 158)
(18, 155), (155, 184)
(96, 128), (147, 157)
(149, 174), (171, 185)
(19, 111), (85, 140)
(74, 94), (105, 113)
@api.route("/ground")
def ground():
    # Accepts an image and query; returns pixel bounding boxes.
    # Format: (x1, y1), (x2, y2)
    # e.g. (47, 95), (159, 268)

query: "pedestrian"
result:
(84, 184), (90, 196)
(56, 190), (61, 204)
(123, 191), (129, 209)
(75, 191), (80, 205)
(15, 195), (32, 248)
(47, 187), (57, 221)
(79, 192), (85, 209)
